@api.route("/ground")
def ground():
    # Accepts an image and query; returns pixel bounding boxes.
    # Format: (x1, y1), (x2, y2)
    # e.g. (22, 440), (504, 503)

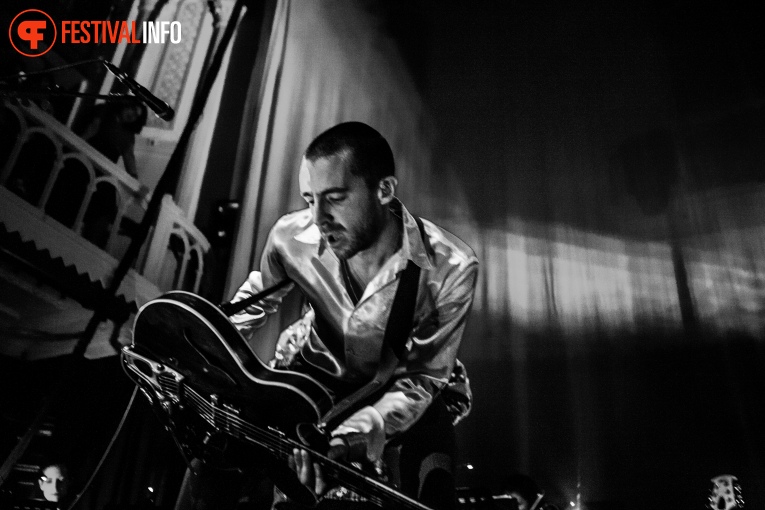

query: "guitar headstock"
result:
(708, 475), (744, 510)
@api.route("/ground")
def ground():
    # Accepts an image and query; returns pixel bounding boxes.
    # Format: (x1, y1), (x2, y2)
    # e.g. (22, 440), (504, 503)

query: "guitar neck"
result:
(184, 385), (434, 510)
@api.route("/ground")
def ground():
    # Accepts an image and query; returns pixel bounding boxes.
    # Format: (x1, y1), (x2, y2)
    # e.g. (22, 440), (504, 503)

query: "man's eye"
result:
(326, 195), (345, 203)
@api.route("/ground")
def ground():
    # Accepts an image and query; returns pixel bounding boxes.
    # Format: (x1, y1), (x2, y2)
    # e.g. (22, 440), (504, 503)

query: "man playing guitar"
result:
(224, 122), (477, 509)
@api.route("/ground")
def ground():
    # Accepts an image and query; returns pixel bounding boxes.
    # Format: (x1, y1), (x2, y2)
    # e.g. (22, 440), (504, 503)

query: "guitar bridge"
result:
(122, 346), (184, 405)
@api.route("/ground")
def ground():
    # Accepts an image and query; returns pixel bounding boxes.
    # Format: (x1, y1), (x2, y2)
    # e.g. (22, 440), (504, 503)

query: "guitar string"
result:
(192, 405), (421, 509)
(185, 388), (307, 459)
(180, 386), (428, 509)
(185, 391), (409, 506)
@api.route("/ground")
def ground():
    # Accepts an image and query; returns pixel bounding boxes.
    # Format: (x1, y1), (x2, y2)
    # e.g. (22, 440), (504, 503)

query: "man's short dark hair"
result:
(304, 122), (394, 188)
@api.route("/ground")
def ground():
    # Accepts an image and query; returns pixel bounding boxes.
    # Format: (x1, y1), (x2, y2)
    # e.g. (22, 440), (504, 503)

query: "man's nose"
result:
(313, 198), (331, 224)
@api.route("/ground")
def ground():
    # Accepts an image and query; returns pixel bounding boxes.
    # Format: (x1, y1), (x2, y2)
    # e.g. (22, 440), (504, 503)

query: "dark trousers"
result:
(174, 397), (456, 510)
(174, 458), (273, 510)
(397, 396), (457, 510)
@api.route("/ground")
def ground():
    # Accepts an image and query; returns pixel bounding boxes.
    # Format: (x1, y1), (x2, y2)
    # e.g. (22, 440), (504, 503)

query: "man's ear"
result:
(377, 176), (398, 204)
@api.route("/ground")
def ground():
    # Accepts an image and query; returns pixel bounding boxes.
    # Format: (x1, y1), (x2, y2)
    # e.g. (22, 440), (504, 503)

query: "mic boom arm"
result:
(102, 59), (175, 121)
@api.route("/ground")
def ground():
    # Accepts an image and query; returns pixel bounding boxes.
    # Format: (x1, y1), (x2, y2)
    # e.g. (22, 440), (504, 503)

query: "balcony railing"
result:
(0, 100), (209, 303)
(142, 194), (210, 294)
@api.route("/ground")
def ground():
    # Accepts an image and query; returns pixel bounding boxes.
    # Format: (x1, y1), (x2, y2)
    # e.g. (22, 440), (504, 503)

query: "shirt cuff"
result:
(331, 405), (386, 462)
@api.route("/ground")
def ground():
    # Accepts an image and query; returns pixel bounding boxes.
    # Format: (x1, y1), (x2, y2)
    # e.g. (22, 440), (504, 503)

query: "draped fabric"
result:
(224, 0), (444, 355)
(225, 2), (765, 508)
(226, 0), (441, 298)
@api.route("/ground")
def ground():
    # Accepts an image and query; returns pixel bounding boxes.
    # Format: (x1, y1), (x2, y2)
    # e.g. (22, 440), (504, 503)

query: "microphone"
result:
(218, 279), (291, 317)
(102, 60), (175, 121)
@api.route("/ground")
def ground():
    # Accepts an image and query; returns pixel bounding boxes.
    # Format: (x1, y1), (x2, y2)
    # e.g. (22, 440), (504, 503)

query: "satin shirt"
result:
(231, 200), (478, 437)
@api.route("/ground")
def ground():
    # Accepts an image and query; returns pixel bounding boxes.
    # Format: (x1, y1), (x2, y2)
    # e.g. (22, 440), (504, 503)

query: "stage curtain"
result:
(223, 1), (765, 507)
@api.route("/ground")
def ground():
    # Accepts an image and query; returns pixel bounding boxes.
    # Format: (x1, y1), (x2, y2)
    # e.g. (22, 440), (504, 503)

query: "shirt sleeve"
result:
(229, 225), (294, 335)
(371, 260), (478, 438)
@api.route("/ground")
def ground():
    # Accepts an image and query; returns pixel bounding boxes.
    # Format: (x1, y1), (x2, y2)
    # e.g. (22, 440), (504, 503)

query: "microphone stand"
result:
(74, 0), (247, 357)
(0, 88), (141, 102)
(218, 279), (291, 317)
(0, 57), (143, 106)
(192, 0), (223, 108)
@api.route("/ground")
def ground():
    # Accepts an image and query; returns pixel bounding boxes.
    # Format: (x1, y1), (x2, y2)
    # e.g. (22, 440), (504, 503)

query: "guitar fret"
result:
(186, 387), (245, 438)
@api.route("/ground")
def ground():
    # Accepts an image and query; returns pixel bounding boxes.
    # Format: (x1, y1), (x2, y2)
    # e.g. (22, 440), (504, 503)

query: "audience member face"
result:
(39, 465), (68, 502)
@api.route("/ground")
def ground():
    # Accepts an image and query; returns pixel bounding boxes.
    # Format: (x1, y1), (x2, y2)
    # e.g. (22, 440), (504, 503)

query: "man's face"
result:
(299, 154), (384, 260)
(39, 465), (67, 502)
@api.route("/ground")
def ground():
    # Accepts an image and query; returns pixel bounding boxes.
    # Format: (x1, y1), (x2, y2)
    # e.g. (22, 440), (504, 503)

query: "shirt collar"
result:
(394, 199), (434, 270)
(293, 199), (435, 270)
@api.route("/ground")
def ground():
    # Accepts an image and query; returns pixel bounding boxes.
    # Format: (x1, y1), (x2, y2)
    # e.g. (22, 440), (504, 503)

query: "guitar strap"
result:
(318, 216), (428, 432)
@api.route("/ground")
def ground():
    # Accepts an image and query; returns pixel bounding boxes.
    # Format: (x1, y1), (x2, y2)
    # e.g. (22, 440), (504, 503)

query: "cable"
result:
(0, 327), (84, 341)
(0, 58), (104, 82)
(65, 385), (138, 510)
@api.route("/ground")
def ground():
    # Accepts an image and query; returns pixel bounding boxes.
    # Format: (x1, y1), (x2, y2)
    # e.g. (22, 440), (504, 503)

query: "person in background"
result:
(38, 462), (70, 508)
(81, 101), (148, 179)
(79, 101), (149, 247)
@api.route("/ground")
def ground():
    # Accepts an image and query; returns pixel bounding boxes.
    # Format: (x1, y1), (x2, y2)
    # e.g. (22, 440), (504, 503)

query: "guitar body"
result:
(127, 291), (336, 424)
(123, 291), (435, 510)
(123, 291), (337, 504)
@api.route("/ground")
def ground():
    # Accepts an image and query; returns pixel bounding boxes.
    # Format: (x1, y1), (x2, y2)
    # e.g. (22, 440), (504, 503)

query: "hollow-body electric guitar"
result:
(122, 290), (433, 509)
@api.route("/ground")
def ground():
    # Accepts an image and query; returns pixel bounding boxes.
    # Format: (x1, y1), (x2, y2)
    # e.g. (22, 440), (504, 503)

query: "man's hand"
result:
(330, 406), (385, 462)
(288, 440), (348, 498)
(289, 448), (328, 497)
(288, 406), (386, 498)
(287, 424), (375, 498)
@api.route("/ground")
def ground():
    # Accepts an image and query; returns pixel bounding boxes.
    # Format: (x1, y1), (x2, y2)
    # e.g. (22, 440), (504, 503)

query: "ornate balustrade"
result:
(0, 100), (208, 305)
(143, 194), (210, 293)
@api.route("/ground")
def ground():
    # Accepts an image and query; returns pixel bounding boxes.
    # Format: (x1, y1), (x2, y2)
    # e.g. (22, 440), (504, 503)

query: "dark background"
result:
(2, 1), (765, 509)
